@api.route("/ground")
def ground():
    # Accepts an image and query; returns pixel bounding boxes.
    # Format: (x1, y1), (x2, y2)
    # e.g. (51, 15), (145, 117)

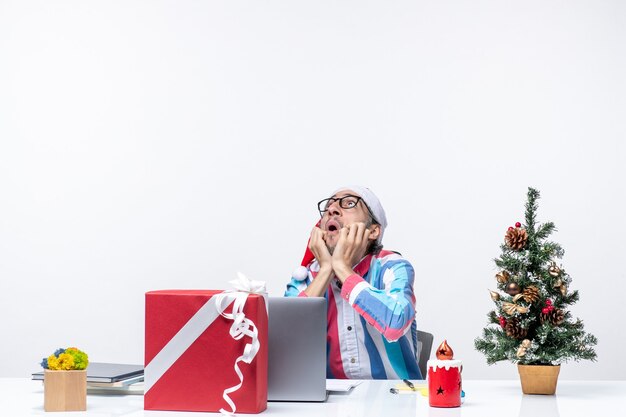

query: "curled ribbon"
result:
(214, 272), (267, 415)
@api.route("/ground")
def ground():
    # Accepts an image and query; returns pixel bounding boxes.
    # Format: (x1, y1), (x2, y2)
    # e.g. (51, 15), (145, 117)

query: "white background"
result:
(1, 0), (624, 380)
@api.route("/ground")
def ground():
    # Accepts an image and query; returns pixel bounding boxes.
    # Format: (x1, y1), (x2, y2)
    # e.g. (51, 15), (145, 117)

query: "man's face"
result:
(319, 189), (376, 251)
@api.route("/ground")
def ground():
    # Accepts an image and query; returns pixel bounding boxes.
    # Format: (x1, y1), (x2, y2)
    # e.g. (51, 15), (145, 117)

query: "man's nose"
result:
(327, 201), (341, 216)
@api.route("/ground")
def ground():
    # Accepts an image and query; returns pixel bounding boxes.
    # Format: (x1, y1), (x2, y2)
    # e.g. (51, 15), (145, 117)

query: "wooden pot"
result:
(517, 364), (560, 395)
(44, 369), (87, 412)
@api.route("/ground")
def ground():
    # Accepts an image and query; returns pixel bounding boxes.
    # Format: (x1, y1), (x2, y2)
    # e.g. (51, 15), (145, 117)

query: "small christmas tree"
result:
(475, 188), (597, 365)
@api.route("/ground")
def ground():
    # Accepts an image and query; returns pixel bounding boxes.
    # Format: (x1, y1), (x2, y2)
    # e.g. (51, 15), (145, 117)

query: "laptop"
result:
(32, 362), (143, 383)
(267, 297), (327, 402)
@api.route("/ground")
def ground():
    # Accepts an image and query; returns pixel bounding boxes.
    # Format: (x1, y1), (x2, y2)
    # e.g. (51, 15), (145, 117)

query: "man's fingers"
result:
(309, 227), (328, 252)
(351, 223), (362, 245)
(345, 222), (369, 242)
(310, 226), (322, 238)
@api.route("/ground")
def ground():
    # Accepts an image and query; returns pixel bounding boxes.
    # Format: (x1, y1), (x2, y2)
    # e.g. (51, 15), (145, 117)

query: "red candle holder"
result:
(427, 359), (462, 408)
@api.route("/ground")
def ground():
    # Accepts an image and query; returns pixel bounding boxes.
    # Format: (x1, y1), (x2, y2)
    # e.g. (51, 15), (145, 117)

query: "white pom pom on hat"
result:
(292, 265), (309, 281)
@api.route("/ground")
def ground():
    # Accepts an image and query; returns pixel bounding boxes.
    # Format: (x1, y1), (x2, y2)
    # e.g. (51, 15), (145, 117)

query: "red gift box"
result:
(144, 290), (268, 413)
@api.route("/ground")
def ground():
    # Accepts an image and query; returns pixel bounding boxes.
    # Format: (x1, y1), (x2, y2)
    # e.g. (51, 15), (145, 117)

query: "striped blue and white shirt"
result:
(285, 250), (421, 379)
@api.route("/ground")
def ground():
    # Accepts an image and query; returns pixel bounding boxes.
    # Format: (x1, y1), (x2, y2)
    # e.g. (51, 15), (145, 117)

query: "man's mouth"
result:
(325, 219), (342, 234)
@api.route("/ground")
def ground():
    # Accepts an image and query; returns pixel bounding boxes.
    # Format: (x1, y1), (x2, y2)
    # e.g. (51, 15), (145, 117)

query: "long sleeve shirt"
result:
(285, 250), (422, 379)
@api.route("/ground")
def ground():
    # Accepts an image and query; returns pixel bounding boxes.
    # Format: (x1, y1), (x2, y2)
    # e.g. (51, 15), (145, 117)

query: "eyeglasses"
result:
(317, 195), (375, 218)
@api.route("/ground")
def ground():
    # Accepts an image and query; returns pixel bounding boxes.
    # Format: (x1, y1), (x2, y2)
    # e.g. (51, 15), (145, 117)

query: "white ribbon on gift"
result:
(214, 273), (267, 415)
(144, 273), (267, 416)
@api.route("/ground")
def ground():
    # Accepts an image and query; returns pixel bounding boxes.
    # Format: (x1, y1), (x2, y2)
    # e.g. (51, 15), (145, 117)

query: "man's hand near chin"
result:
(303, 226), (335, 297)
(332, 222), (371, 282)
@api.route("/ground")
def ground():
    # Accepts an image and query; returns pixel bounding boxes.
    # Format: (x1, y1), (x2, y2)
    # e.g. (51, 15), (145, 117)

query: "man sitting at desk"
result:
(285, 186), (421, 379)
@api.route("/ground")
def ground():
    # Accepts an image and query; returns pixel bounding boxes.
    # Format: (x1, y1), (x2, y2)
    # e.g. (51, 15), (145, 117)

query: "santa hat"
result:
(332, 185), (388, 243)
(292, 186), (387, 281)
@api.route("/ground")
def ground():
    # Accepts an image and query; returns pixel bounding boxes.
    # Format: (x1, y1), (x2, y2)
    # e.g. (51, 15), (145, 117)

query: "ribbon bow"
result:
(502, 301), (529, 316)
(228, 272), (267, 294)
(215, 273), (267, 415)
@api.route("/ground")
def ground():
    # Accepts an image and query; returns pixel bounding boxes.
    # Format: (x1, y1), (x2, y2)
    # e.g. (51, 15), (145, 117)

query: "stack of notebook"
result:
(32, 362), (144, 395)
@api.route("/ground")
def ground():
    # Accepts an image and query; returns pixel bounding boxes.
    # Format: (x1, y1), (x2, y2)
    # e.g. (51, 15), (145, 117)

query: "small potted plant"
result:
(41, 347), (89, 411)
(475, 188), (597, 394)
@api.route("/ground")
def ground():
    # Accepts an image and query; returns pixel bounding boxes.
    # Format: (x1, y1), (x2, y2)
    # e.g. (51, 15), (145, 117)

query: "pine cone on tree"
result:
(505, 227), (528, 250)
(541, 308), (565, 325)
(505, 318), (528, 339)
(522, 286), (540, 304)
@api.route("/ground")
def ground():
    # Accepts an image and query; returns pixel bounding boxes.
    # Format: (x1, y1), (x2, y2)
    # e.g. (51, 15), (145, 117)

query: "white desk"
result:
(2, 378), (624, 417)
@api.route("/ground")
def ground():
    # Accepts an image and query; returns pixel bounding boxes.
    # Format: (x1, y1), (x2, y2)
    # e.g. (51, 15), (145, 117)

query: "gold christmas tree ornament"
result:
(505, 227), (528, 250)
(505, 282), (521, 296)
(516, 339), (532, 357)
(553, 279), (567, 296)
(502, 302), (529, 316)
(489, 290), (500, 301)
(549, 262), (561, 277)
(495, 271), (510, 283)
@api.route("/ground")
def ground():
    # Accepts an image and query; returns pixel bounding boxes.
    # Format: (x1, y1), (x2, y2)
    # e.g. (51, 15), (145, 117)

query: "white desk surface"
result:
(2, 378), (624, 417)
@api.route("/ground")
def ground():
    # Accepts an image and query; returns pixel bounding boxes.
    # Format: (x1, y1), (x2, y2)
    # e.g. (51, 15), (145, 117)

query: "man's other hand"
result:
(332, 222), (371, 281)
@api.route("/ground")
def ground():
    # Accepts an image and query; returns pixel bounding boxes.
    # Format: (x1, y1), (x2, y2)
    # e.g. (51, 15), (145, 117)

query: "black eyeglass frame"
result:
(317, 194), (377, 222)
